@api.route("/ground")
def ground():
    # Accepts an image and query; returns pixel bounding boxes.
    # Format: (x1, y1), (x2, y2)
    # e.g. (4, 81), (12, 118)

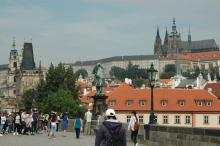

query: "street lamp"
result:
(147, 63), (158, 124)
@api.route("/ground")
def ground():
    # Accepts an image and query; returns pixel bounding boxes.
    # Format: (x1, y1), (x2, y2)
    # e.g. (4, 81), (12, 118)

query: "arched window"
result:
(13, 62), (17, 68)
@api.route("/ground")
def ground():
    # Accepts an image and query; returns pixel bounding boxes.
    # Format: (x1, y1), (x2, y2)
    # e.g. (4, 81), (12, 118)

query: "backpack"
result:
(104, 125), (122, 146)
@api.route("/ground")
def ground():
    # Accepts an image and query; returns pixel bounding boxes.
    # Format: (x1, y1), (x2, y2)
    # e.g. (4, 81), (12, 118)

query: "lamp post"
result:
(147, 63), (158, 124)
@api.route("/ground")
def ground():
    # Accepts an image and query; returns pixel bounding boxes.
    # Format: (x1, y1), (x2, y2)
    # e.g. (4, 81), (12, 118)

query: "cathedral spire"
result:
(171, 17), (177, 34)
(188, 25), (191, 43)
(12, 37), (16, 50)
(154, 27), (162, 55)
(156, 26), (160, 37)
(164, 27), (169, 44)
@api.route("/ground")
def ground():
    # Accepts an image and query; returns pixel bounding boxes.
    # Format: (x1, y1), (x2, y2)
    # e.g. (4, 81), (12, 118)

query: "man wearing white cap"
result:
(95, 109), (126, 146)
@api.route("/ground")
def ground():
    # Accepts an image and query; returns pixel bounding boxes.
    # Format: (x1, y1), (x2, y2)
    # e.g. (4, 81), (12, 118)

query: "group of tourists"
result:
(0, 110), (69, 138)
(0, 108), (140, 146)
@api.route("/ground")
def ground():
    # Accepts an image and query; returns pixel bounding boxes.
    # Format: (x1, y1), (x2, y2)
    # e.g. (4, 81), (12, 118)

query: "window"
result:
(196, 100), (203, 106)
(14, 76), (16, 82)
(109, 100), (116, 106)
(13, 90), (16, 94)
(127, 115), (131, 123)
(154, 115), (157, 123)
(204, 116), (209, 124)
(13, 62), (17, 68)
(161, 100), (168, 106)
(178, 100), (185, 107)
(139, 100), (146, 106)
(163, 115), (168, 124)
(185, 116), (191, 124)
(126, 100), (133, 106)
(175, 115), (180, 124)
(206, 101), (212, 106)
(139, 115), (143, 124)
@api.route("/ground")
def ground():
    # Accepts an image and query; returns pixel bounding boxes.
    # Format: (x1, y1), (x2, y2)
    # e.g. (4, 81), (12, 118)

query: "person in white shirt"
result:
(84, 109), (92, 135)
(128, 111), (139, 146)
(1, 113), (7, 134)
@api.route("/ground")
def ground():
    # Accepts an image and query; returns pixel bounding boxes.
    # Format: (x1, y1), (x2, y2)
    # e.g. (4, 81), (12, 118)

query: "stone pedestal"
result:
(91, 95), (107, 119)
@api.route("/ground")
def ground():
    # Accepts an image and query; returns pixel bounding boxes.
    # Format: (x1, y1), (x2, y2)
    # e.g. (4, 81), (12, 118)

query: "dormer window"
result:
(196, 100), (203, 106)
(126, 100), (133, 106)
(139, 100), (146, 106)
(109, 100), (116, 106)
(161, 100), (168, 106)
(206, 101), (212, 106)
(178, 100), (185, 107)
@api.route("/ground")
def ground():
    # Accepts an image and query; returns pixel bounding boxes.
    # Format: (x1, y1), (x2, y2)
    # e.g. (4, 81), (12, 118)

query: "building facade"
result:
(0, 40), (44, 112)
(104, 83), (220, 128)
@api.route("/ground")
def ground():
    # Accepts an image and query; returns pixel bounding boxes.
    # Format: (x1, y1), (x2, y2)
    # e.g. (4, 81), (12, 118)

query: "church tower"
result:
(7, 39), (20, 98)
(167, 17), (181, 55)
(154, 27), (162, 55)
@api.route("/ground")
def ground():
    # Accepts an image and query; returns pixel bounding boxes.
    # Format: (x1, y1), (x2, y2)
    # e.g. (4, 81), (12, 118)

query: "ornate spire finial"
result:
(12, 37), (16, 50)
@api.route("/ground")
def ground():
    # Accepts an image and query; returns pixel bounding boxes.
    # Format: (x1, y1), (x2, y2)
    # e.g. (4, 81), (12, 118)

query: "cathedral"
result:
(0, 40), (44, 112)
(154, 18), (219, 56)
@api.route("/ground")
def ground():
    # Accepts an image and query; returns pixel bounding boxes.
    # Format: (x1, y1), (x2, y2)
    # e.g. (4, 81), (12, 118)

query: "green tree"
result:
(74, 68), (88, 79)
(65, 66), (79, 99)
(126, 62), (139, 79)
(109, 66), (126, 81)
(21, 89), (35, 110)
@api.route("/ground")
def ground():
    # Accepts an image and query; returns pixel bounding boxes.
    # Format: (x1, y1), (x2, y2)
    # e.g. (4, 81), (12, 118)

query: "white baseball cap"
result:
(105, 109), (116, 117)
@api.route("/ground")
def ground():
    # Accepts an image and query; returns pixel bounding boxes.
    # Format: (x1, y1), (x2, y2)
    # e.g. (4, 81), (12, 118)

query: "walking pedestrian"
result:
(48, 112), (57, 139)
(95, 108), (126, 146)
(128, 111), (139, 146)
(74, 114), (82, 139)
(84, 109), (92, 135)
(61, 112), (68, 137)
(14, 112), (21, 135)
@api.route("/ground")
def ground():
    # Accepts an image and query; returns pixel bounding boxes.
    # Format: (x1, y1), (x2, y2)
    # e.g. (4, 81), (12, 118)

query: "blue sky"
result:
(0, 0), (220, 67)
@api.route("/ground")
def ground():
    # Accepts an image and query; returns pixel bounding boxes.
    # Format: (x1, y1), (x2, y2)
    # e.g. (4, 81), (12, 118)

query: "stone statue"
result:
(94, 63), (104, 96)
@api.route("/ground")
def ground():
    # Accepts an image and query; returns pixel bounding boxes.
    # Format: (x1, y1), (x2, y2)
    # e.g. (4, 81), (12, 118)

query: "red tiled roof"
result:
(159, 51), (220, 61)
(178, 51), (220, 61)
(204, 83), (220, 98)
(107, 84), (220, 113)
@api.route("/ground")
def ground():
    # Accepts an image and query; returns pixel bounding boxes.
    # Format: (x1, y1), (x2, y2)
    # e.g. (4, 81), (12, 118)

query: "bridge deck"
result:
(0, 132), (145, 146)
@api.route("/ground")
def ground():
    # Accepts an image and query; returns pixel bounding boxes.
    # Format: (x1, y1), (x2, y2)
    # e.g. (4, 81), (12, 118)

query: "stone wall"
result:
(144, 125), (220, 146)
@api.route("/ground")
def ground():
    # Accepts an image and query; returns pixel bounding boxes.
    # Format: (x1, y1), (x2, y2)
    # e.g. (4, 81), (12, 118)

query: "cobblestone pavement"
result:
(0, 132), (145, 146)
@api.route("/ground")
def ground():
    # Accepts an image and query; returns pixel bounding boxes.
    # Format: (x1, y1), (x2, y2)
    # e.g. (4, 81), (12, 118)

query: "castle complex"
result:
(154, 18), (219, 56)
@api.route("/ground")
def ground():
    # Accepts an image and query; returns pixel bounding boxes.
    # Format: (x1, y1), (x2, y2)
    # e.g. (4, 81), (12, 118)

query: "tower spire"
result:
(12, 37), (16, 50)
(172, 17), (177, 34)
(188, 25), (191, 43)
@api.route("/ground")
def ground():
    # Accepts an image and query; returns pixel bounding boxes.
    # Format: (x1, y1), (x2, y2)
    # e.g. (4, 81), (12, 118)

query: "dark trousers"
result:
(131, 130), (138, 144)
(75, 128), (80, 138)
(14, 124), (21, 134)
(32, 121), (37, 133)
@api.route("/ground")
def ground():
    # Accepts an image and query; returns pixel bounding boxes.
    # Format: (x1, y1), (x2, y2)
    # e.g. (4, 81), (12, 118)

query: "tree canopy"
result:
(21, 63), (85, 117)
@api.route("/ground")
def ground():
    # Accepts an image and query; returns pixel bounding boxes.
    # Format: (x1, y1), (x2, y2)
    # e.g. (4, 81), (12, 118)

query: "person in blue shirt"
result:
(74, 114), (82, 139)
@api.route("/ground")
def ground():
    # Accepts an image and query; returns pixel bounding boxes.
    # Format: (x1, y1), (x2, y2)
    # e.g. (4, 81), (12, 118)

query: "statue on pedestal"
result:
(94, 63), (104, 96)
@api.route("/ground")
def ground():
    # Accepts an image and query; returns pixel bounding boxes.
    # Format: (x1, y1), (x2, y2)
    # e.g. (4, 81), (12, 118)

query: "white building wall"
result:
(115, 113), (220, 128)
(195, 114), (220, 128)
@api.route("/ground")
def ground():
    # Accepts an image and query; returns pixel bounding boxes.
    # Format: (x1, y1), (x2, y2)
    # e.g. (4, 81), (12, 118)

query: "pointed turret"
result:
(21, 42), (35, 70)
(164, 27), (169, 45)
(154, 27), (162, 55)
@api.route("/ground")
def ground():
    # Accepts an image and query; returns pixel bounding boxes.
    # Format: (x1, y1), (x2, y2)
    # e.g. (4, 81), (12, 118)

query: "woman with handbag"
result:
(128, 111), (139, 146)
